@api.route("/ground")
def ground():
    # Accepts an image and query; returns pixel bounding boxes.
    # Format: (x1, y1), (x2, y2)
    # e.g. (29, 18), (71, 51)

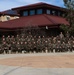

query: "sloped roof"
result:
(1, 10), (19, 16)
(12, 2), (65, 11)
(45, 15), (69, 25)
(0, 14), (69, 29)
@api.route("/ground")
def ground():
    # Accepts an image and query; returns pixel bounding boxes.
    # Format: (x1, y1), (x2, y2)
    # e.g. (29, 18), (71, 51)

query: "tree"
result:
(60, 0), (74, 35)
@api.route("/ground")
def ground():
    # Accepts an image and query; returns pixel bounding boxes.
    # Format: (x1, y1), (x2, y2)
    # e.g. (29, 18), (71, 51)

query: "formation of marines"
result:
(0, 32), (74, 54)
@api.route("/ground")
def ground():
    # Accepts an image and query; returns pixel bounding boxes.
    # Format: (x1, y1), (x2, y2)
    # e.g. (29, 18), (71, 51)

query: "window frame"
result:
(46, 9), (51, 14)
(23, 11), (28, 16)
(37, 9), (43, 15)
(30, 10), (35, 15)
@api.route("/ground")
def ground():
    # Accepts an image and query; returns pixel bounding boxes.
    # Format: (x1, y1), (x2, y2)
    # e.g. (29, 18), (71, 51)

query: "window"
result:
(52, 10), (56, 15)
(37, 9), (42, 14)
(58, 12), (61, 16)
(23, 11), (28, 16)
(6, 16), (10, 20)
(30, 10), (35, 15)
(46, 10), (51, 14)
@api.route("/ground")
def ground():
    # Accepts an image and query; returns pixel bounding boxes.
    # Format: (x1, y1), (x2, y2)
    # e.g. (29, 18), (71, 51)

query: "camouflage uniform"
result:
(2, 42), (8, 54)
(56, 40), (61, 52)
(48, 42), (53, 53)
(61, 42), (66, 52)
(44, 41), (49, 53)
(11, 42), (16, 53)
(66, 42), (72, 52)
(6, 35), (11, 44)
(32, 42), (37, 53)
(24, 42), (28, 53)
(20, 42), (24, 52)
(0, 44), (3, 54)
(16, 42), (21, 53)
(52, 42), (56, 53)
(27, 42), (32, 53)
(36, 41), (42, 53)
(72, 41), (74, 51)
(10, 36), (15, 44)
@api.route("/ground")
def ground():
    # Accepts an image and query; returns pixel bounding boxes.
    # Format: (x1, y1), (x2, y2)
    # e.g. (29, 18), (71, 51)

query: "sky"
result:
(0, 0), (64, 11)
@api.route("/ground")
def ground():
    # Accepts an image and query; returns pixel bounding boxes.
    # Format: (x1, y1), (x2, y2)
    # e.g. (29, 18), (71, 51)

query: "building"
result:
(0, 2), (69, 36)
(0, 10), (19, 22)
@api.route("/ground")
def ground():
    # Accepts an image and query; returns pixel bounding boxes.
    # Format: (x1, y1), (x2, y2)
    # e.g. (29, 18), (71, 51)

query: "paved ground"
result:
(0, 53), (74, 75)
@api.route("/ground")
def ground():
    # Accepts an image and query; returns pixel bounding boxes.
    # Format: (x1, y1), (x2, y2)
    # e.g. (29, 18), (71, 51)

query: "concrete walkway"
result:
(0, 65), (74, 75)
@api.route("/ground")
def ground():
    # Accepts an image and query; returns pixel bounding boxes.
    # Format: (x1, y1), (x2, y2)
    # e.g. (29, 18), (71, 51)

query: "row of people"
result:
(0, 32), (74, 54)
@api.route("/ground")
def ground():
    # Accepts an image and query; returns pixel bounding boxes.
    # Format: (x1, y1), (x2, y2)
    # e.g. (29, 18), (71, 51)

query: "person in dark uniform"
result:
(56, 40), (61, 52)
(6, 35), (11, 44)
(20, 42), (24, 53)
(10, 35), (15, 44)
(52, 42), (56, 53)
(2, 35), (6, 44)
(72, 41), (74, 51)
(11, 42), (16, 53)
(15, 35), (20, 42)
(61, 42), (66, 52)
(36, 41), (41, 53)
(2, 42), (8, 54)
(24, 42), (28, 53)
(44, 41), (49, 53)
(20, 35), (25, 43)
(32, 42), (37, 53)
(66, 41), (72, 52)
(27, 42), (32, 53)
(16, 42), (21, 53)
(48, 42), (53, 53)
(41, 41), (45, 53)
(0, 44), (3, 54)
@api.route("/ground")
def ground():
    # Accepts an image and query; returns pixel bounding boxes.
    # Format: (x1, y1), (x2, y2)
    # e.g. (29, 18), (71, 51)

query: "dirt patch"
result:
(0, 55), (74, 68)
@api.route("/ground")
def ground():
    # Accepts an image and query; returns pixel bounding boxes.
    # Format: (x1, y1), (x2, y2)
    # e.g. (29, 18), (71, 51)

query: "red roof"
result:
(0, 14), (69, 29)
(45, 15), (69, 25)
(12, 2), (65, 11)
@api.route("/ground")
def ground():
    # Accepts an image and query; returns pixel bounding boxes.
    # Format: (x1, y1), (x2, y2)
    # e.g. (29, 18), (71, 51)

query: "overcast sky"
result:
(0, 0), (64, 11)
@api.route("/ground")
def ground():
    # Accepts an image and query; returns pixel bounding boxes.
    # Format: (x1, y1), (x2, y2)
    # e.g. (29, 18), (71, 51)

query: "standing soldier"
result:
(48, 42), (53, 53)
(6, 35), (11, 44)
(2, 42), (8, 54)
(61, 42), (66, 52)
(66, 31), (70, 39)
(20, 42), (24, 53)
(52, 42), (56, 53)
(0, 44), (3, 54)
(2, 35), (6, 44)
(32, 42), (37, 53)
(27, 42), (32, 53)
(15, 35), (20, 42)
(34, 36), (37, 42)
(67, 41), (72, 52)
(59, 32), (64, 39)
(59, 32), (64, 43)
(44, 41), (48, 53)
(37, 36), (41, 42)
(10, 36), (15, 44)
(41, 41), (45, 53)
(24, 42), (28, 53)
(72, 41), (74, 51)
(37, 41), (42, 53)
(11, 42), (16, 53)
(56, 40), (61, 52)
(16, 42), (21, 53)
(20, 35), (25, 43)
